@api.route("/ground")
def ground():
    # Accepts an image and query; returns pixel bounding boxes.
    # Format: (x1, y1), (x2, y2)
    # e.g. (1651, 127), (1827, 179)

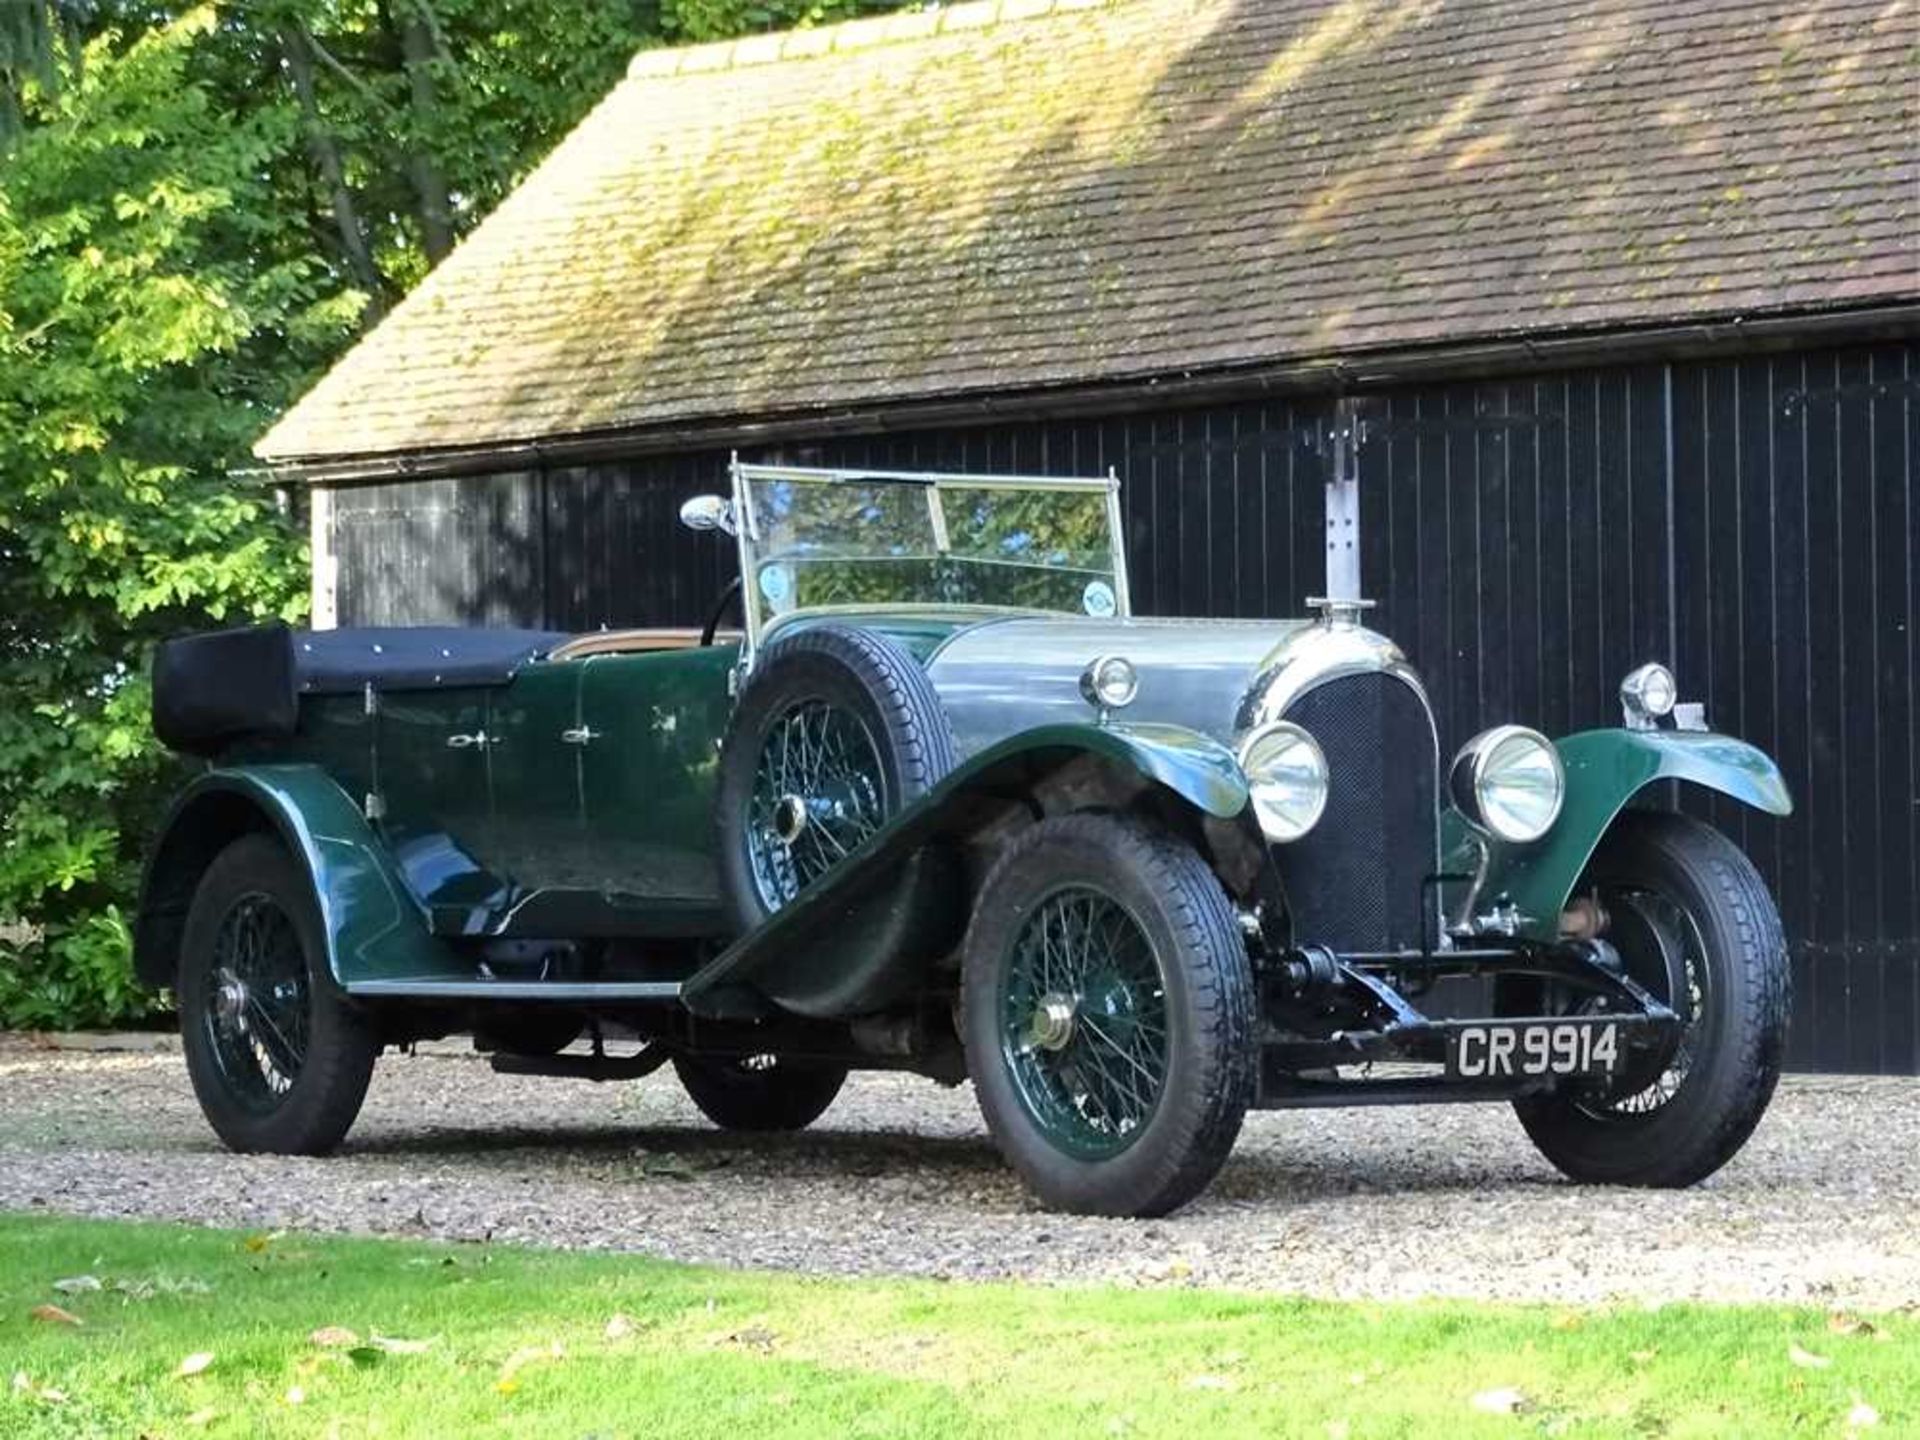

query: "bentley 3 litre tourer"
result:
(137, 464), (1793, 1216)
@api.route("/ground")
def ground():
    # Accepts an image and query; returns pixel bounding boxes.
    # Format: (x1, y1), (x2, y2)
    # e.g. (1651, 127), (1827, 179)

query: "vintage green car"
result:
(137, 463), (1793, 1217)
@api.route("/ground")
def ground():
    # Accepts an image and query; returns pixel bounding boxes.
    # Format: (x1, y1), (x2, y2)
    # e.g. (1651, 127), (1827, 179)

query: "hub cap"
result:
(1027, 993), (1077, 1052)
(1000, 887), (1168, 1159)
(204, 892), (309, 1110)
(747, 699), (885, 910)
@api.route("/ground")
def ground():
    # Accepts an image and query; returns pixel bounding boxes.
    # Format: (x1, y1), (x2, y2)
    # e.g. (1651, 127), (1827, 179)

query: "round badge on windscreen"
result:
(1082, 579), (1117, 617)
(757, 563), (794, 608)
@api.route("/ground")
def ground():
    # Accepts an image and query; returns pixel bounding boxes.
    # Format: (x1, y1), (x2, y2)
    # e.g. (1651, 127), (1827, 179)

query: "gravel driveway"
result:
(2, 1036), (1915, 1309)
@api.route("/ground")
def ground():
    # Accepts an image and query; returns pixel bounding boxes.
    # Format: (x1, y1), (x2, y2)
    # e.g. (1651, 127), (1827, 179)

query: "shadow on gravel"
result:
(344, 1122), (1004, 1170)
(335, 1121), (1547, 1203)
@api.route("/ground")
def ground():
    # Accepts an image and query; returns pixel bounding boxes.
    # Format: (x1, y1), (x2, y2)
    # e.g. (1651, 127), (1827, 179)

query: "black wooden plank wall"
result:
(328, 338), (1919, 1073)
(1345, 345), (1919, 1073)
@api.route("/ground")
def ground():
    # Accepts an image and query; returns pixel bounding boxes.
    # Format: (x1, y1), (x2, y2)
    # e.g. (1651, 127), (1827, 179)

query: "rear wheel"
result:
(961, 814), (1255, 1217)
(673, 1054), (847, 1131)
(1513, 811), (1789, 1186)
(178, 834), (378, 1154)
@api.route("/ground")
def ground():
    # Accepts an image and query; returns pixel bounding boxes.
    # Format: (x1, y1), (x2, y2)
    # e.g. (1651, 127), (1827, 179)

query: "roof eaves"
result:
(257, 298), (1920, 485)
(624, 0), (1117, 81)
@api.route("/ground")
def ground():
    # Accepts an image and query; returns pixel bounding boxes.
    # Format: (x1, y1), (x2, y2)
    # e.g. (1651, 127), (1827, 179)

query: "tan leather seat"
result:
(547, 628), (741, 660)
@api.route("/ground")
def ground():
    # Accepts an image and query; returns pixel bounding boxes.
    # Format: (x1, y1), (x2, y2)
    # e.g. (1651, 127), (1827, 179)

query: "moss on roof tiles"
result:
(259, 0), (1920, 464)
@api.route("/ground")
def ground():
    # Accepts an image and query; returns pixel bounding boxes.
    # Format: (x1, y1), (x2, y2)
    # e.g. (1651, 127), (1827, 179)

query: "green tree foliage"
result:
(0, 0), (91, 137)
(0, 9), (325, 1028)
(661, 0), (899, 44)
(0, 0), (913, 1029)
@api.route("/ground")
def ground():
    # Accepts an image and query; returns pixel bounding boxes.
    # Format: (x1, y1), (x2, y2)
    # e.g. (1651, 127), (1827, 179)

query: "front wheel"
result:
(1514, 811), (1790, 1187)
(178, 835), (378, 1155)
(961, 814), (1256, 1217)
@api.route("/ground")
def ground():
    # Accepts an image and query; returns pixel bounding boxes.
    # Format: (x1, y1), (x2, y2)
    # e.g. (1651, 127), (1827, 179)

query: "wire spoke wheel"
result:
(1584, 886), (1707, 1118)
(203, 891), (310, 1111)
(1510, 812), (1789, 1190)
(180, 835), (378, 1156)
(963, 815), (1254, 1216)
(999, 885), (1170, 1160)
(745, 697), (887, 910)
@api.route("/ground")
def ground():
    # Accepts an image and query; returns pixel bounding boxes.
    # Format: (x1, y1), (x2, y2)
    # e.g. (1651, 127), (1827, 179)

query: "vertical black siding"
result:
(327, 339), (1920, 1073)
(332, 472), (545, 627)
(1347, 344), (1919, 1075)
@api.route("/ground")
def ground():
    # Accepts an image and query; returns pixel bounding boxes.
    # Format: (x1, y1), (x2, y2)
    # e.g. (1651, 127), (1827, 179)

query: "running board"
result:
(344, 979), (683, 1003)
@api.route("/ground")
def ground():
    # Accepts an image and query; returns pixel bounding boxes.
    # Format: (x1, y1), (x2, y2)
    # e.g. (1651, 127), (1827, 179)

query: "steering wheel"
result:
(700, 577), (742, 647)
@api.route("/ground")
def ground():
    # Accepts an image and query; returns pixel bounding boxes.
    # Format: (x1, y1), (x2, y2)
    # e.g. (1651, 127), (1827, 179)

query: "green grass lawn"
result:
(0, 1215), (1908, 1439)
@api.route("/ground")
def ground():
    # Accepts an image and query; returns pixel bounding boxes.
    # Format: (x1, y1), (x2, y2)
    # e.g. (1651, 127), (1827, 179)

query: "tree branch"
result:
(393, 4), (455, 263)
(401, 0), (462, 81)
(281, 24), (387, 318)
(298, 22), (399, 121)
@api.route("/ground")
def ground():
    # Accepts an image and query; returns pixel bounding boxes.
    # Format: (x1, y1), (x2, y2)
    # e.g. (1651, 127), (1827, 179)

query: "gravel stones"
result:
(2, 1037), (1914, 1309)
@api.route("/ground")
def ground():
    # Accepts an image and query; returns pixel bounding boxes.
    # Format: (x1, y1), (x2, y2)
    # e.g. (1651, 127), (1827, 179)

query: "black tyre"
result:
(177, 834), (378, 1155)
(672, 1054), (847, 1131)
(960, 814), (1256, 1217)
(715, 625), (956, 934)
(1513, 811), (1790, 1186)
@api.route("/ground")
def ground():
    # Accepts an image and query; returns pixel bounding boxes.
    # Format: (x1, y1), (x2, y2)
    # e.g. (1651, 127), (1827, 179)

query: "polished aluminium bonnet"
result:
(926, 611), (1441, 762)
(925, 616), (1306, 758)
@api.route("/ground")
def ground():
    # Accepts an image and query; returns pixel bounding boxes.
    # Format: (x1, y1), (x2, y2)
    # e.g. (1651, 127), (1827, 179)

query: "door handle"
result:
(559, 726), (601, 746)
(445, 731), (492, 750)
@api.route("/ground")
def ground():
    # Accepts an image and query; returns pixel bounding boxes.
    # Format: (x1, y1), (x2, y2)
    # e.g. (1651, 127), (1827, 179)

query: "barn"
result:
(255, 0), (1920, 1073)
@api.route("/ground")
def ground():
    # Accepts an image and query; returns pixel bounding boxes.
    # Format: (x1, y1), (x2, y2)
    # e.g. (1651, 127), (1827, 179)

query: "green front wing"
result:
(1472, 729), (1793, 941)
(683, 721), (1247, 1018)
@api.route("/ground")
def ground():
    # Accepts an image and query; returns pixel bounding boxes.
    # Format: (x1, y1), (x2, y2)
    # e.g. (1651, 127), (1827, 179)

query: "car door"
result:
(480, 658), (588, 892)
(375, 685), (504, 925)
(576, 643), (738, 933)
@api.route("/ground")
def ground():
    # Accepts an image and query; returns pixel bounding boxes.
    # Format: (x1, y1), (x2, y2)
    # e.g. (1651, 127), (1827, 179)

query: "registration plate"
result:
(1447, 1021), (1622, 1081)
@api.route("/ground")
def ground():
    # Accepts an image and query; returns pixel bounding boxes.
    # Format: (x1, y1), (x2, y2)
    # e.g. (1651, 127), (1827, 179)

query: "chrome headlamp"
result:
(1620, 662), (1677, 729)
(1238, 721), (1329, 842)
(1450, 725), (1564, 844)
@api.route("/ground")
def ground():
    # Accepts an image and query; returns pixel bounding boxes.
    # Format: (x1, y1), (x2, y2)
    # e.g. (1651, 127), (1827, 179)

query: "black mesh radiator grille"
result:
(1275, 672), (1439, 953)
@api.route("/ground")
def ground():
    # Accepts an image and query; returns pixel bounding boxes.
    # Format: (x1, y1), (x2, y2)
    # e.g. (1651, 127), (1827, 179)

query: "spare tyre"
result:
(715, 625), (957, 942)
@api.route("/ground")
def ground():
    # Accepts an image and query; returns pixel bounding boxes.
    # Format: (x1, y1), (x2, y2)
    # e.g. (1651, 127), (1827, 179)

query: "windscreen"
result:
(739, 471), (1123, 626)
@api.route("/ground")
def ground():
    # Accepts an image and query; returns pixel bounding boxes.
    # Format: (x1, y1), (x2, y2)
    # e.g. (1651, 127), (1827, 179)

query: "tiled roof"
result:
(258, 0), (1920, 465)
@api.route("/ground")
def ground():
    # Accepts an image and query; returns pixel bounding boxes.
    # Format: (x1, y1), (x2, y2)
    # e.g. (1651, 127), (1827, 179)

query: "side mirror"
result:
(679, 494), (736, 536)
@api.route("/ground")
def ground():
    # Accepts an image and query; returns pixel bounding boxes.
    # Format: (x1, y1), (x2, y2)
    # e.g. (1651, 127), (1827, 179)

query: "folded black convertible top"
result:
(290, 626), (568, 694)
(152, 622), (567, 757)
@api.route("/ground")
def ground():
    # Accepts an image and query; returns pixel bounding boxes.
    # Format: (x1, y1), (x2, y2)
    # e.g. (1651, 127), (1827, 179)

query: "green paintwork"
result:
(365, 645), (735, 940)
(162, 639), (743, 965)
(482, 659), (586, 891)
(576, 644), (736, 918)
(165, 766), (466, 986)
(277, 693), (374, 801)
(1477, 729), (1793, 940)
(682, 719), (1246, 1014)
